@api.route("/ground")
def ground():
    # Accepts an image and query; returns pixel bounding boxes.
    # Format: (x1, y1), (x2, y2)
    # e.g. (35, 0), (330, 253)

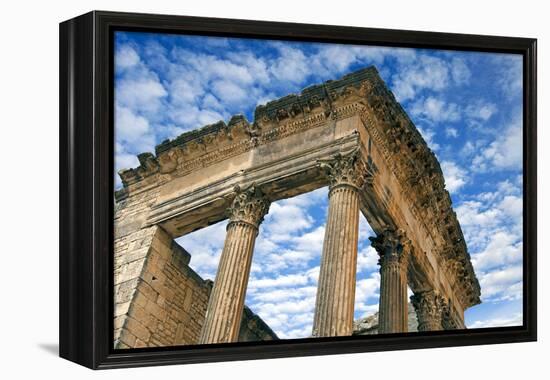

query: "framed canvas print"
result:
(59, 11), (537, 369)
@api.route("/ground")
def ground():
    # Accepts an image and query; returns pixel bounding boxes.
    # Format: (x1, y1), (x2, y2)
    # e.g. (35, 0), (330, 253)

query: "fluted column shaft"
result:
(370, 229), (410, 333)
(199, 185), (270, 344)
(410, 290), (446, 331)
(313, 150), (367, 337)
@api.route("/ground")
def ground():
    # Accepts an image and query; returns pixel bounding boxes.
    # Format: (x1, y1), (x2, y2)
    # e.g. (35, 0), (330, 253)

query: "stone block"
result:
(125, 317), (151, 343)
(114, 315), (126, 330)
(129, 304), (157, 329)
(134, 339), (148, 348)
(115, 278), (139, 303)
(115, 259), (145, 285)
(114, 247), (150, 268)
(183, 288), (194, 311)
(132, 291), (149, 309)
(114, 301), (131, 317)
(146, 300), (167, 322)
(118, 329), (137, 347)
(136, 279), (159, 303)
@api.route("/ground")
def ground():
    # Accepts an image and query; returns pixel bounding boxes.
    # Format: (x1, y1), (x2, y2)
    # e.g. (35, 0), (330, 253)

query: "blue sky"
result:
(114, 31), (523, 339)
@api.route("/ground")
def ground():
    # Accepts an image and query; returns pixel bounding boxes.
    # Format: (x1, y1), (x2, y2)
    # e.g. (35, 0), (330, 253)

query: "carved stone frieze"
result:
(357, 83), (480, 309)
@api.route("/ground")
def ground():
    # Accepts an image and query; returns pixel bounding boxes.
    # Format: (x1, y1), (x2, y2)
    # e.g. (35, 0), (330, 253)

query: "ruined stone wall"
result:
(113, 179), (161, 347)
(114, 225), (159, 345)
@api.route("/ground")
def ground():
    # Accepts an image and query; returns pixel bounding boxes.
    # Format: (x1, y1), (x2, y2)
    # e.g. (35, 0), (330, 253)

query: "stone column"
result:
(410, 290), (446, 331)
(312, 150), (367, 337)
(199, 185), (270, 344)
(370, 229), (411, 334)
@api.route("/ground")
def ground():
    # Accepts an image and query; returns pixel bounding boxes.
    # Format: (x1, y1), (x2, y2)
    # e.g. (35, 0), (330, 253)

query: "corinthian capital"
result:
(318, 149), (369, 191)
(227, 184), (270, 228)
(369, 228), (411, 267)
(410, 290), (447, 331)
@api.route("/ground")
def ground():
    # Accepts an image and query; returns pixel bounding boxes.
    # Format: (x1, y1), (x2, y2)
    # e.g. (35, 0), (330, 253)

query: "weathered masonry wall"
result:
(114, 226), (277, 348)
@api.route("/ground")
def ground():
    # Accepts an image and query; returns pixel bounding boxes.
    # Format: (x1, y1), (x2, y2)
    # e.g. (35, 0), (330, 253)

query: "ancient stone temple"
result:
(113, 66), (481, 348)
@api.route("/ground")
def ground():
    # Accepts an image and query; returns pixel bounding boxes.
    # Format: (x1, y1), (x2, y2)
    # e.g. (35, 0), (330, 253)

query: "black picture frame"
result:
(59, 10), (537, 370)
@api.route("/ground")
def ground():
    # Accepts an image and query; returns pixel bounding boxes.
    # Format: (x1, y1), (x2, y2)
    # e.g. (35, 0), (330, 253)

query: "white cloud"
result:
(116, 77), (167, 115)
(313, 45), (362, 74)
(115, 106), (150, 144)
(355, 272), (380, 306)
(116, 45), (140, 69)
(486, 122), (523, 169)
(416, 125), (440, 151)
(499, 195), (523, 219)
(498, 179), (521, 196)
(227, 52), (271, 84)
(354, 271), (380, 318)
(446, 128), (459, 138)
(454, 175), (523, 303)
(477, 265), (523, 301)
(169, 104), (227, 129)
(469, 312), (522, 329)
(471, 232), (522, 272)
(456, 201), (502, 232)
(461, 140), (487, 158)
(356, 246), (378, 274)
(113, 43), (170, 169)
(176, 221), (228, 280)
(311, 45), (416, 78)
(262, 202), (314, 240)
(269, 44), (311, 84)
(169, 77), (205, 105)
(354, 303), (378, 315)
(115, 152), (140, 172)
(280, 325), (314, 339)
(441, 160), (468, 193)
(250, 273), (312, 290)
(115, 106), (156, 171)
(495, 55), (523, 100)
(201, 93), (225, 112)
(174, 49), (259, 86)
(248, 279), (319, 338)
(391, 55), (463, 101)
(466, 101), (497, 121)
(291, 226), (326, 256)
(249, 286), (317, 303)
(472, 114), (522, 171)
(258, 297), (314, 316)
(211, 79), (249, 106)
(450, 57), (472, 85)
(410, 96), (460, 123)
